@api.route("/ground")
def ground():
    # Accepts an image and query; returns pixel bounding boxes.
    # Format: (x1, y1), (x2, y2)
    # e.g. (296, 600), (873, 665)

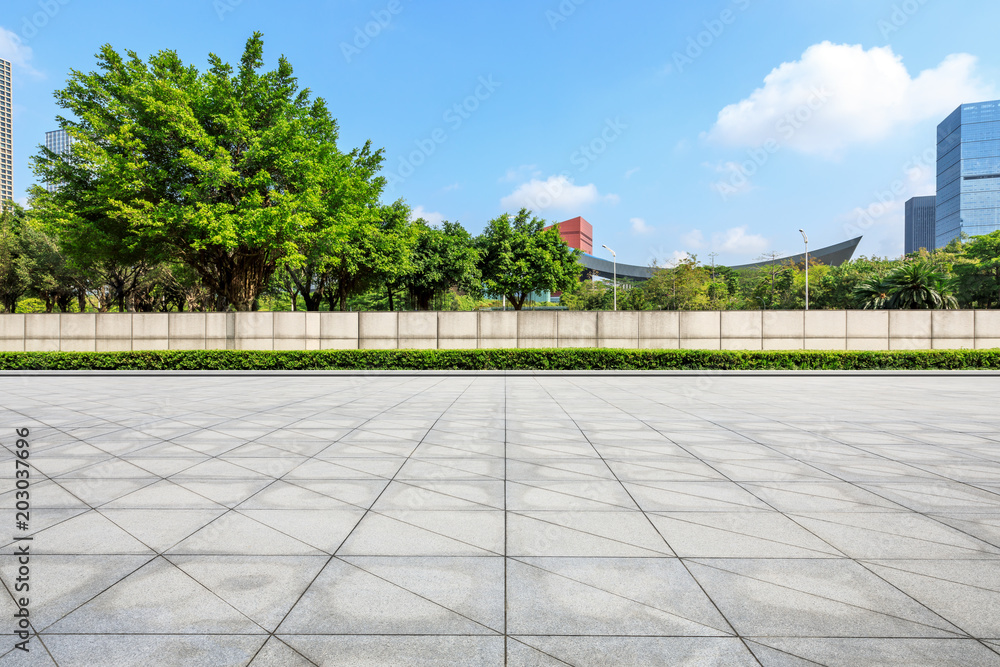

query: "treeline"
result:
(561, 233), (1000, 311)
(0, 201), (582, 314)
(6, 33), (999, 315)
(1, 34), (580, 315)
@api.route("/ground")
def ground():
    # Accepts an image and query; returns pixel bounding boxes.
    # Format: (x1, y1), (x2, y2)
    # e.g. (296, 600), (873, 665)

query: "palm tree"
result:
(853, 275), (894, 310)
(886, 261), (958, 310)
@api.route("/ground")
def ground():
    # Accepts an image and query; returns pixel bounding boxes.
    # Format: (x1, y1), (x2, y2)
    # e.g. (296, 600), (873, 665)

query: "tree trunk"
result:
(387, 285), (394, 312)
(288, 266), (330, 312)
(302, 291), (322, 312)
(190, 247), (276, 312)
(995, 267), (1000, 309)
(302, 291), (323, 311)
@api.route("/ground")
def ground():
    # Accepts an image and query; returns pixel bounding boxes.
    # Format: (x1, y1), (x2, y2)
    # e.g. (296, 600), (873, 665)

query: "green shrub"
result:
(15, 298), (47, 314)
(0, 349), (998, 371)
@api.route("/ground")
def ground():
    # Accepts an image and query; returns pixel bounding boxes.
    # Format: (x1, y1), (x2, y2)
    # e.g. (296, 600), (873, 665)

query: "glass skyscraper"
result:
(905, 196), (936, 254)
(936, 99), (1000, 247)
(45, 129), (74, 192)
(0, 59), (11, 209)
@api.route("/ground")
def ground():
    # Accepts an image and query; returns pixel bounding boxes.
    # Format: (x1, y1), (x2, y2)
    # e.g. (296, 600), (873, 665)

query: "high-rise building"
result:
(905, 196), (936, 254)
(0, 59), (12, 209)
(936, 99), (1000, 248)
(45, 129), (74, 192)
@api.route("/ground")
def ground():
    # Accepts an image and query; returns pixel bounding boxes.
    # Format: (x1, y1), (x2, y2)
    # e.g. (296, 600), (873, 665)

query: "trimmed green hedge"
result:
(0, 349), (998, 371)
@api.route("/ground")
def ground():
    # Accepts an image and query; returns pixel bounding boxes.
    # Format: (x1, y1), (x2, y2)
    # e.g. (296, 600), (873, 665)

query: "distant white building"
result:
(45, 128), (75, 193)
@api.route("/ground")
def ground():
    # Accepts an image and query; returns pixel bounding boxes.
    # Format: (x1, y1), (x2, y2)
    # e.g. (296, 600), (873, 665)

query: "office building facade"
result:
(46, 129), (72, 155)
(544, 216), (594, 254)
(45, 129), (74, 192)
(0, 59), (11, 209)
(905, 196), (936, 254)
(936, 99), (1000, 247)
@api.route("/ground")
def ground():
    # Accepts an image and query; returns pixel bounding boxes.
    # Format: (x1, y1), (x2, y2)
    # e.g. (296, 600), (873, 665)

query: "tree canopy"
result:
(31, 33), (346, 310)
(404, 219), (481, 311)
(13, 35), (1000, 315)
(477, 209), (582, 310)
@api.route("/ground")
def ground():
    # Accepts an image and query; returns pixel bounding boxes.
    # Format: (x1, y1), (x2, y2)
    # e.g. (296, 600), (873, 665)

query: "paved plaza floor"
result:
(0, 372), (998, 666)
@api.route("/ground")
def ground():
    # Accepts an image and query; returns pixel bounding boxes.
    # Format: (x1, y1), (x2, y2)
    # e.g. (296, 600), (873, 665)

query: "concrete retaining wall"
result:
(0, 311), (998, 352)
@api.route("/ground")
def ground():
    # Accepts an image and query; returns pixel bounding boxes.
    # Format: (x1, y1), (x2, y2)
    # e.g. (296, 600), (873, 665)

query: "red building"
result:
(545, 216), (594, 254)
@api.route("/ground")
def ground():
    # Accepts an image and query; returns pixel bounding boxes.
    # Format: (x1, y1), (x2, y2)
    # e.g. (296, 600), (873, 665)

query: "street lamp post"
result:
(799, 229), (809, 311)
(602, 244), (617, 311)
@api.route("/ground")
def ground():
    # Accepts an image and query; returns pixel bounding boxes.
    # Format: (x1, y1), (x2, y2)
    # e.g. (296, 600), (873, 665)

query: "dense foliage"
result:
(558, 233), (1000, 312)
(12, 35), (577, 315)
(0, 349), (998, 371)
(477, 209), (583, 310)
(4, 35), (999, 315)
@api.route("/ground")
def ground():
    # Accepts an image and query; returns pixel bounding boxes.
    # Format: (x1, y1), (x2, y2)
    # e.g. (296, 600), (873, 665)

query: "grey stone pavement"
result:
(0, 373), (998, 666)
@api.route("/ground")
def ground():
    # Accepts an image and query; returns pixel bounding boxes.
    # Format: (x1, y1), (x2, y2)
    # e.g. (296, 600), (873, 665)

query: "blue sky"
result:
(2, 0), (999, 266)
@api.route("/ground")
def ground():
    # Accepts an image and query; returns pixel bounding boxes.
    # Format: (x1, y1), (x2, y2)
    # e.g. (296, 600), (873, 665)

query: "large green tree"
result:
(0, 204), (89, 313)
(0, 205), (32, 313)
(477, 209), (582, 310)
(31, 33), (357, 311)
(405, 220), (480, 310)
(956, 231), (1000, 308)
(323, 199), (416, 312)
(286, 141), (389, 311)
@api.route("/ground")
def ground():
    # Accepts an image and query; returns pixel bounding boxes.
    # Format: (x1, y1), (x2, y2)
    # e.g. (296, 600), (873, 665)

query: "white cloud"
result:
(0, 26), (38, 75)
(706, 43), (995, 157)
(656, 250), (691, 267)
(500, 164), (540, 183)
(441, 183), (460, 192)
(411, 206), (445, 226)
(624, 167), (641, 179)
(681, 229), (705, 249)
(680, 226), (769, 257)
(713, 226), (769, 254)
(501, 175), (618, 212)
(630, 217), (654, 235)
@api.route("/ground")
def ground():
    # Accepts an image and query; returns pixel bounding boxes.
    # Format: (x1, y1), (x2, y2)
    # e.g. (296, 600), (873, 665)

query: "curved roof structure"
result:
(581, 236), (863, 282)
